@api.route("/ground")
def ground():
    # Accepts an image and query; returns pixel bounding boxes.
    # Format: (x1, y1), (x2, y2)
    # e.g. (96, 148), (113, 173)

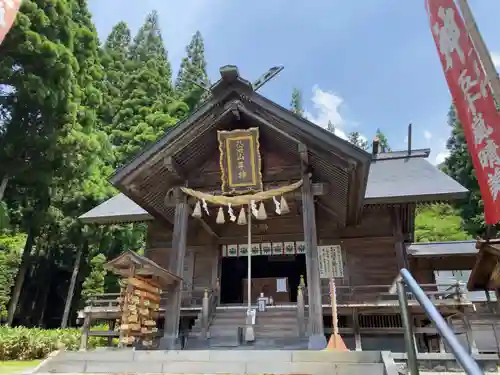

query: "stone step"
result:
(256, 318), (298, 324)
(254, 324), (299, 331)
(34, 349), (388, 374)
(255, 331), (299, 338)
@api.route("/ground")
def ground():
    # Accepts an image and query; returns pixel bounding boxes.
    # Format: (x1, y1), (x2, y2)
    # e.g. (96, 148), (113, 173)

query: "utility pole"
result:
(456, 0), (500, 107)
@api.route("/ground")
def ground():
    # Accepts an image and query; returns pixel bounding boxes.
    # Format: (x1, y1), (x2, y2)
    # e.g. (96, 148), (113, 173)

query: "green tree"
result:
(442, 105), (487, 236)
(0, 0), (83, 325)
(375, 128), (391, 152)
(415, 204), (471, 242)
(290, 88), (304, 117)
(100, 22), (132, 133)
(347, 131), (368, 150)
(175, 31), (210, 110)
(81, 254), (107, 303)
(111, 11), (187, 166)
(0, 233), (25, 321)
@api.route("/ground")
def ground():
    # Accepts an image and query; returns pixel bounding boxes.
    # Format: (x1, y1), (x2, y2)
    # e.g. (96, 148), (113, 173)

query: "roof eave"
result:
(364, 190), (469, 205)
(109, 97), (222, 187)
(251, 92), (372, 165)
(250, 92), (371, 223)
(79, 213), (154, 225)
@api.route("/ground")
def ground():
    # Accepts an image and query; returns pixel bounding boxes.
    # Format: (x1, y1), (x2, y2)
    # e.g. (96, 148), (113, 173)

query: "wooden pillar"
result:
(390, 207), (407, 270)
(160, 188), (188, 349)
(299, 144), (324, 341)
(353, 309), (362, 351)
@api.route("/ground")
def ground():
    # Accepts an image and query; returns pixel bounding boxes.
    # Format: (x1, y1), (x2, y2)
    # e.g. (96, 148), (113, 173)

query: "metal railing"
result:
(82, 285), (213, 312)
(304, 281), (468, 305)
(393, 268), (484, 375)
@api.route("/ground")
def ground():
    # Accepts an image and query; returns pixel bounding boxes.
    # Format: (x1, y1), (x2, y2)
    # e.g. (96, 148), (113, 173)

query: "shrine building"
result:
(79, 65), (496, 352)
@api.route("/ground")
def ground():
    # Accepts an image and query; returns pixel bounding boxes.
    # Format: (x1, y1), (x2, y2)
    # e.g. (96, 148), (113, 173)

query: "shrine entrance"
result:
(220, 243), (307, 305)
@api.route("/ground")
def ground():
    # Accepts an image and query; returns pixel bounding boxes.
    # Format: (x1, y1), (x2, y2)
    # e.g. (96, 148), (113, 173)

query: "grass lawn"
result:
(0, 360), (42, 374)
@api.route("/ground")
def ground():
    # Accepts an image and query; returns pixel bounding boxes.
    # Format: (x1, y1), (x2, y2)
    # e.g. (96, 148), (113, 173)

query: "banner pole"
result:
(244, 205), (255, 342)
(456, 0), (500, 106)
(247, 206), (252, 312)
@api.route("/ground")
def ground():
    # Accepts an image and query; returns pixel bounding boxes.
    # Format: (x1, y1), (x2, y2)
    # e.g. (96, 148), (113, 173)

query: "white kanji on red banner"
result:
(427, 0), (500, 224)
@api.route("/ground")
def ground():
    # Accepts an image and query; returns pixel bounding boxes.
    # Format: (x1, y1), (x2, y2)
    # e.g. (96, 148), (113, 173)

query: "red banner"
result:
(0, 0), (21, 46)
(426, 0), (500, 224)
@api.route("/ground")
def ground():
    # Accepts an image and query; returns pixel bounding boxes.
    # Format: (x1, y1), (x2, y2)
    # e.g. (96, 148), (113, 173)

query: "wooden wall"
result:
(144, 203), (405, 306)
(145, 220), (219, 304)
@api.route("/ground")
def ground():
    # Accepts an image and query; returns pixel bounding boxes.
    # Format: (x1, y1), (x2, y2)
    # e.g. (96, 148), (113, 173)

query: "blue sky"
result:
(88, 0), (500, 165)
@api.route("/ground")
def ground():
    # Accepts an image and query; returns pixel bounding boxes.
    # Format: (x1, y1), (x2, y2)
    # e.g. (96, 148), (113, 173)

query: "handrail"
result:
(203, 280), (220, 337)
(394, 268), (483, 375)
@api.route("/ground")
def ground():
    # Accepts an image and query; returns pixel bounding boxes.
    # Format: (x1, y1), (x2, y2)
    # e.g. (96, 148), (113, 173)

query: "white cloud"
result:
(304, 85), (354, 141)
(492, 52), (500, 69)
(423, 130), (432, 141)
(434, 149), (449, 165)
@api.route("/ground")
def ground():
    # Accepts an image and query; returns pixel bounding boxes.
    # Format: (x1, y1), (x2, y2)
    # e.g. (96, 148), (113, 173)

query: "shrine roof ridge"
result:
(372, 148), (430, 160)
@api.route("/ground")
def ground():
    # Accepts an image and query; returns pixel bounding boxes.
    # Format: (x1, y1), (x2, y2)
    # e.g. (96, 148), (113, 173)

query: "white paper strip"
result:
(276, 277), (287, 292)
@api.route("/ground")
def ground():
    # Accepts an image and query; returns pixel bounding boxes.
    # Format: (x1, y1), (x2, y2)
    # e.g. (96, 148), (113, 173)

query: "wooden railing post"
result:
(297, 285), (306, 337)
(458, 281), (467, 302)
(215, 278), (220, 304)
(201, 288), (209, 340)
(79, 309), (91, 351)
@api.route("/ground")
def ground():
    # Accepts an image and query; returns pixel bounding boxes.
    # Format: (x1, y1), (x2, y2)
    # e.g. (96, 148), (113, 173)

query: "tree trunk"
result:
(19, 228), (47, 326)
(61, 243), (85, 328)
(37, 262), (52, 328)
(6, 227), (35, 326)
(36, 242), (55, 327)
(0, 174), (9, 201)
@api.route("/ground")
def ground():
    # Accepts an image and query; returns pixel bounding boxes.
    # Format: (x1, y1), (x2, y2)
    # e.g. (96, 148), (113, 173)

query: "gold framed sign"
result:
(218, 127), (263, 195)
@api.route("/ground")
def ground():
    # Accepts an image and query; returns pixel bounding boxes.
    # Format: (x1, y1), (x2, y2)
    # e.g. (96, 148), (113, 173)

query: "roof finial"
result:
(372, 136), (380, 156)
(407, 123), (412, 156)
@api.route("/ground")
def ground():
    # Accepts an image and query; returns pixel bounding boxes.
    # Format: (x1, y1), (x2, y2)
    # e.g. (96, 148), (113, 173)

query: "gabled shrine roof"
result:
(80, 148), (469, 224)
(108, 66), (373, 227)
(79, 193), (152, 224)
(365, 149), (468, 204)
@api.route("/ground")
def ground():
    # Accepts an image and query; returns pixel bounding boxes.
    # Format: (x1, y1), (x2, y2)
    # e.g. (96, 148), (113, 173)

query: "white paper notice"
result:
(276, 278), (287, 292)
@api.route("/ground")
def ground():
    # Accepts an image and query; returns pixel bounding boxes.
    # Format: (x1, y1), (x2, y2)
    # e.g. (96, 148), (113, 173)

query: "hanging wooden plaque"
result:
(218, 128), (263, 195)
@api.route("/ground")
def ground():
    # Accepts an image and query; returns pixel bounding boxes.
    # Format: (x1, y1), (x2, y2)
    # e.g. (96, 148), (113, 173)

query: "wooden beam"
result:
(164, 156), (185, 180)
(187, 206), (219, 240)
(163, 182), (330, 207)
(316, 200), (341, 223)
(217, 234), (399, 245)
(225, 99), (241, 120)
(188, 165), (302, 186)
(237, 104), (302, 145)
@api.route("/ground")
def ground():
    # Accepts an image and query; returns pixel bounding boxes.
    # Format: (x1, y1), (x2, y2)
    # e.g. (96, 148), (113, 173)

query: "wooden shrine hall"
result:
(79, 65), (485, 351)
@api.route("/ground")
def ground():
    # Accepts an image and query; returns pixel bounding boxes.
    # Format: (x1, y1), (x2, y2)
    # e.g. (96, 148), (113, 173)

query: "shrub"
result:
(0, 325), (111, 360)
